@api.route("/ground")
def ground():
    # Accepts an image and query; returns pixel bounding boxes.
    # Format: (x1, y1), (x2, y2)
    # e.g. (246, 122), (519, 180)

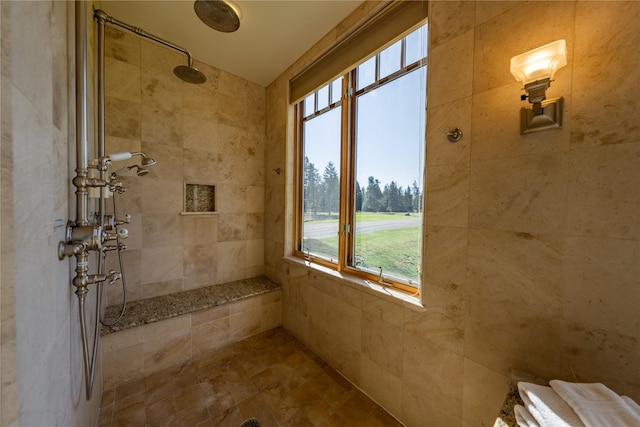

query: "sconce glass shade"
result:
(510, 40), (567, 85)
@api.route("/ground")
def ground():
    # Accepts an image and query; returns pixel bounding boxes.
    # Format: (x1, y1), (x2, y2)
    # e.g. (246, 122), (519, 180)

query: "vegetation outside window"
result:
(295, 23), (427, 294)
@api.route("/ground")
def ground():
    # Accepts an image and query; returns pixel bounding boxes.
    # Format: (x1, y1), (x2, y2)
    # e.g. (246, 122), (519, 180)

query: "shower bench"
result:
(100, 276), (282, 390)
(101, 276), (280, 335)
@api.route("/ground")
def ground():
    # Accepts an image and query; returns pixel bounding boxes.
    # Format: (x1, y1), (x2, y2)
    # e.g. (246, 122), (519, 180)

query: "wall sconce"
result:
(510, 39), (567, 134)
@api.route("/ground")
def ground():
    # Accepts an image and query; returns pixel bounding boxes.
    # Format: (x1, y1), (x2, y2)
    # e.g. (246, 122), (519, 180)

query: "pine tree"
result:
(403, 186), (413, 212)
(411, 180), (422, 213)
(355, 181), (363, 212)
(303, 156), (321, 215)
(322, 161), (340, 216)
(362, 176), (383, 212)
(386, 181), (402, 212)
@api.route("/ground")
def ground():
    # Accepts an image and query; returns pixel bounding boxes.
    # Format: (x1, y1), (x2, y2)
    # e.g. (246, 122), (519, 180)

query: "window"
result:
(295, 23), (427, 294)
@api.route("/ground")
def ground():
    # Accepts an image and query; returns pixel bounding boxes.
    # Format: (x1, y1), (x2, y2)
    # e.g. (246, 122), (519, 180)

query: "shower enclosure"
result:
(58, 1), (206, 400)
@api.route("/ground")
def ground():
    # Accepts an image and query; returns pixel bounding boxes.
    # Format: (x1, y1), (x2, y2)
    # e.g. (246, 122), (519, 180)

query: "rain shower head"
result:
(174, 65), (207, 84)
(194, 0), (241, 33)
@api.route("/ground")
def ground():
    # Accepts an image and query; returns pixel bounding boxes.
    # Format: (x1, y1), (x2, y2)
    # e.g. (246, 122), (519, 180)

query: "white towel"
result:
(518, 382), (585, 427)
(622, 396), (640, 419)
(514, 403), (541, 427)
(550, 380), (640, 427)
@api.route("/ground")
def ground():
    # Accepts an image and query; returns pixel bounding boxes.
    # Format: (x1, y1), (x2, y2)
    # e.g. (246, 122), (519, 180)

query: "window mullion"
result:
(337, 73), (353, 272)
(293, 103), (304, 255)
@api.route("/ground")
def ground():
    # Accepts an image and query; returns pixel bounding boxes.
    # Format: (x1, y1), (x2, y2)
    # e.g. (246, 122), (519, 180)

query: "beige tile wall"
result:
(103, 26), (266, 305)
(102, 290), (282, 390)
(265, 1), (640, 426)
(1, 2), (103, 426)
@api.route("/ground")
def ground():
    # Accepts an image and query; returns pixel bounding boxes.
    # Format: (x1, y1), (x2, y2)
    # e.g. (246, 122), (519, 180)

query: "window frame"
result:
(293, 22), (427, 296)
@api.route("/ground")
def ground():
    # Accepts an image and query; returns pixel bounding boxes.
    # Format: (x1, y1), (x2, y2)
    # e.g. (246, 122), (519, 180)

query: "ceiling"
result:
(101, 0), (365, 87)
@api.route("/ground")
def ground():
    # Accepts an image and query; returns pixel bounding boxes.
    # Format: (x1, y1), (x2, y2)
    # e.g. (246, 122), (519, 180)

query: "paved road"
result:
(303, 217), (422, 239)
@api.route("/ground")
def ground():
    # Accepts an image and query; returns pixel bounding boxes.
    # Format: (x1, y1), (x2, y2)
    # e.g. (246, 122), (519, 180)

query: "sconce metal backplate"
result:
(520, 97), (563, 135)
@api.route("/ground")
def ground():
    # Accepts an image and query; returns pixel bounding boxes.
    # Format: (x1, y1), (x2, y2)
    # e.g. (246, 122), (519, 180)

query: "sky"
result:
(304, 66), (426, 192)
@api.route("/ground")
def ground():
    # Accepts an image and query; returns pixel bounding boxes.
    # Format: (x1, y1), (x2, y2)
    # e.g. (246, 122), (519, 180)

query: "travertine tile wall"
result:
(102, 290), (282, 390)
(104, 26), (266, 305)
(266, 1), (640, 426)
(1, 2), (101, 426)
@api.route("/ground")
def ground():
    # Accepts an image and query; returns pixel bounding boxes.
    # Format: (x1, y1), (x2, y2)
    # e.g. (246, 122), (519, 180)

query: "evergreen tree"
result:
(411, 180), (422, 213)
(362, 176), (383, 212)
(355, 181), (363, 212)
(322, 161), (340, 215)
(403, 186), (413, 212)
(385, 181), (402, 212)
(303, 156), (321, 215)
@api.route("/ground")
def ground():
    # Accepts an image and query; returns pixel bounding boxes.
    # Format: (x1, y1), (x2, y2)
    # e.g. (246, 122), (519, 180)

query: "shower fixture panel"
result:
(61, 3), (172, 402)
(62, 1), (221, 402)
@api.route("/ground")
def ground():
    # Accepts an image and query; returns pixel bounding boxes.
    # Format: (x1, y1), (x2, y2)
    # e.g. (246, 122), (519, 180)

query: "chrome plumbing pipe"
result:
(75, 0), (89, 226)
(57, 1), (108, 401)
(94, 9), (195, 67)
(75, 1), (101, 402)
(96, 8), (106, 277)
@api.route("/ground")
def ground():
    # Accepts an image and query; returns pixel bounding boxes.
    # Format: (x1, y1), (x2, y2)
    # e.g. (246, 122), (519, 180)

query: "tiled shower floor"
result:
(98, 327), (402, 427)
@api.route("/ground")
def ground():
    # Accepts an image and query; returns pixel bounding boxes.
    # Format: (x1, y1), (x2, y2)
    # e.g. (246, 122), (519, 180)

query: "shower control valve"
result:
(116, 214), (131, 225)
(107, 270), (122, 285)
(103, 228), (128, 242)
(108, 180), (126, 194)
(103, 242), (127, 252)
(58, 222), (103, 260)
(103, 214), (130, 230)
(58, 241), (86, 260)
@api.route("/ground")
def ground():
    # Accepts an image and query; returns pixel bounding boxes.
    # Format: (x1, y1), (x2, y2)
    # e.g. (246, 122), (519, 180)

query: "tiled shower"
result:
(1, 1), (639, 427)
(103, 23), (267, 304)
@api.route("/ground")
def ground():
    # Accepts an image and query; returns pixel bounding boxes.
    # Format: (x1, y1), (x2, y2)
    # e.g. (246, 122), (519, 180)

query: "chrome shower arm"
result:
(94, 9), (194, 67)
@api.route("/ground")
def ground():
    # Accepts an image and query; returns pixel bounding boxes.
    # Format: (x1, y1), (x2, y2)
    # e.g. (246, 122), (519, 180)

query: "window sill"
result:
(283, 256), (426, 312)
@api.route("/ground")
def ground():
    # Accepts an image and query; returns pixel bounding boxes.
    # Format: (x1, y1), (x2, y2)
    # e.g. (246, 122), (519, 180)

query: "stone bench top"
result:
(101, 276), (280, 335)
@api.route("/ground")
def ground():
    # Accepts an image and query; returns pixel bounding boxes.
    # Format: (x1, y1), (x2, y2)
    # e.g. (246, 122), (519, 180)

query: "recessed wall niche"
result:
(182, 183), (216, 215)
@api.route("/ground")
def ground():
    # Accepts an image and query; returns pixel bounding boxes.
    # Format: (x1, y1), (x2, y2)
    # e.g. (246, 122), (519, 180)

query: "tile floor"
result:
(98, 327), (402, 427)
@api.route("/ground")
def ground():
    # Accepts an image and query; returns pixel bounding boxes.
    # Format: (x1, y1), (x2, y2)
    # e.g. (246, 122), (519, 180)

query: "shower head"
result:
(130, 152), (157, 167)
(173, 65), (207, 84)
(194, 0), (241, 33)
(130, 165), (150, 176)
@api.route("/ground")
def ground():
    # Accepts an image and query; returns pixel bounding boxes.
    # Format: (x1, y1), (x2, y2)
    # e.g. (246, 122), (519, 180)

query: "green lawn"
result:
(304, 211), (419, 224)
(355, 212), (418, 222)
(302, 237), (338, 261)
(303, 227), (421, 282)
(354, 227), (421, 280)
